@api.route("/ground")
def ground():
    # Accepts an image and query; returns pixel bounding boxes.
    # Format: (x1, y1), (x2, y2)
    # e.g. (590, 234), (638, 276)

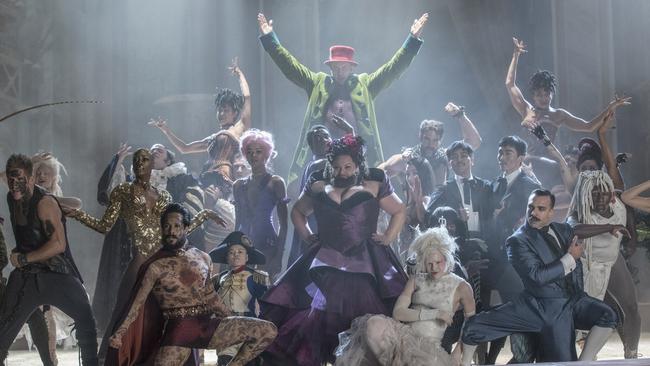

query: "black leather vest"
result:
(7, 185), (82, 280)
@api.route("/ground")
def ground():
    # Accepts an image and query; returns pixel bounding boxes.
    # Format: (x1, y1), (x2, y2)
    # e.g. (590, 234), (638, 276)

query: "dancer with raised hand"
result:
(150, 57), (252, 179)
(257, 12), (428, 187)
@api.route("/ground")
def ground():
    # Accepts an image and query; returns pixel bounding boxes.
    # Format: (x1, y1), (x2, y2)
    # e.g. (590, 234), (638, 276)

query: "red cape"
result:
(105, 249), (199, 366)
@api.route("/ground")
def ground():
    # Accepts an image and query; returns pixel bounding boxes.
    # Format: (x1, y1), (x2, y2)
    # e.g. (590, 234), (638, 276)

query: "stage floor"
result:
(6, 332), (650, 365)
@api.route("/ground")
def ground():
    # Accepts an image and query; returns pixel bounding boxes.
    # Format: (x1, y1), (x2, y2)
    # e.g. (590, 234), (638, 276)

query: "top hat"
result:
(209, 231), (266, 265)
(324, 45), (358, 65)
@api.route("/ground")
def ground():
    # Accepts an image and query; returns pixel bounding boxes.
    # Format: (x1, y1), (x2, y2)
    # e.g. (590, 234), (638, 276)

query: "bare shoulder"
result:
(270, 175), (286, 185)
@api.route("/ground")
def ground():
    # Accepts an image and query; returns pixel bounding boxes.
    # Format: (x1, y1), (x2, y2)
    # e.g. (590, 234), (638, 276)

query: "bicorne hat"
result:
(209, 231), (266, 265)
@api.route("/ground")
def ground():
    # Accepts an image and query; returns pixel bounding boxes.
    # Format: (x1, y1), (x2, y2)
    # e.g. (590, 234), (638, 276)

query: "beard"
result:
(162, 234), (188, 251)
(332, 174), (357, 188)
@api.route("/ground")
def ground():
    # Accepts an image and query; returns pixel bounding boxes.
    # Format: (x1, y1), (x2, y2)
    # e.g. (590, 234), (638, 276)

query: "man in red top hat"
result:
(257, 12), (428, 192)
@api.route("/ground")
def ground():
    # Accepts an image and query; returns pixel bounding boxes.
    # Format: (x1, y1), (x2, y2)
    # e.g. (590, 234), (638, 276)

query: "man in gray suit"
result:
(460, 189), (621, 363)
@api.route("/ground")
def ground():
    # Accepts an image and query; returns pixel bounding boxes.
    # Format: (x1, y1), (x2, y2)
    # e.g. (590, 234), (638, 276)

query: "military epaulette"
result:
(250, 269), (270, 286)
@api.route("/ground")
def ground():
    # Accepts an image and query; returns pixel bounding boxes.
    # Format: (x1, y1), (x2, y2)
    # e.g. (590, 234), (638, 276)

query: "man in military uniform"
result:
(210, 231), (270, 365)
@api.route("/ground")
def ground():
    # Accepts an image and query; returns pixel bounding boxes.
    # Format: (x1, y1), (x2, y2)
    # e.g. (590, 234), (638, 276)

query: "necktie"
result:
(462, 178), (471, 205)
(539, 227), (575, 294)
(495, 177), (507, 197)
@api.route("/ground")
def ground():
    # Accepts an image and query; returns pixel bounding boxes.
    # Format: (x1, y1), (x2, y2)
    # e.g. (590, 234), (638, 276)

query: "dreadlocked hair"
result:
(214, 88), (244, 117)
(323, 134), (368, 184)
(406, 227), (458, 275)
(529, 70), (557, 94)
(569, 170), (614, 224)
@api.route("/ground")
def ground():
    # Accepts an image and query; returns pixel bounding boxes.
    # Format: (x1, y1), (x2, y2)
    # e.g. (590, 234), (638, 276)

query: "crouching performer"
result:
(106, 203), (277, 366)
(210, 231), (270, 365)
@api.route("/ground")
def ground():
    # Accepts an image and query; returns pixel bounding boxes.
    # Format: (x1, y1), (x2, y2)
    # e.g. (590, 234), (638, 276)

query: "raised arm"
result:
(109, 264), (159, 349)
(531, 126), (577, 192)
(149, 118), (209, 154)
(366, 13), (427, 98)
(229, 58), (252, 138)
(505, 37), (532, 118)
(597, 111), (624, 190)
(561, 95), (631, 133)
(445, 102), (482, 150)
(621, 180), (650, 213)
(257, 13), (317, 93)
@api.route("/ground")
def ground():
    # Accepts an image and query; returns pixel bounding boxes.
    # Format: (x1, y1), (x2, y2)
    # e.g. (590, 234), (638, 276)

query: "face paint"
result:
(7, 169), (31, 201)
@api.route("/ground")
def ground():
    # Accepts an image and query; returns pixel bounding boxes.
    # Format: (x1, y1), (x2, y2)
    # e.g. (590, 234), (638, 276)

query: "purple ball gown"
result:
(260, 168), (408, 366)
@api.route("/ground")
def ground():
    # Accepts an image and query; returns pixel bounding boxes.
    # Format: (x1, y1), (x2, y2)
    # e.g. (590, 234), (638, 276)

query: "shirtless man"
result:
(506, 37), (630, 158)
(107, 203), (277, 366)
(151, 58), (251, 179)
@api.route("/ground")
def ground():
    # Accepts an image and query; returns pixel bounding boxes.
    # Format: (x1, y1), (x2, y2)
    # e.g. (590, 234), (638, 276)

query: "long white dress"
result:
(335, 272), (465, 366)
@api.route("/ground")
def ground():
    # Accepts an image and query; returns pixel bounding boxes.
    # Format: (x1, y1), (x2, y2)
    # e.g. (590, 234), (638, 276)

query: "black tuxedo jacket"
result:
(426, 176), (494, 237)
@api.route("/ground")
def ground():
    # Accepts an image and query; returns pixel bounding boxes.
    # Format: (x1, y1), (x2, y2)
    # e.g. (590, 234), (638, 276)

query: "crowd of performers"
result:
(1, 11), (650, 366)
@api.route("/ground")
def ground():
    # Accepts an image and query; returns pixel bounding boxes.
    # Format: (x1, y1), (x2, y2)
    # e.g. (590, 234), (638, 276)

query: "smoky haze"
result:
(1, 0), (649, 308)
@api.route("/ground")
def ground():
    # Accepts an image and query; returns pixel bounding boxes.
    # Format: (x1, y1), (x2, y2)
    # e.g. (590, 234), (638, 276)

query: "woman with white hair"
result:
(335, 227), (476, 366)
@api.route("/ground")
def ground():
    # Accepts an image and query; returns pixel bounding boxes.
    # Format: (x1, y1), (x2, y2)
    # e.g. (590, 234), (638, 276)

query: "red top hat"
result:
(324, 45), (358, 65)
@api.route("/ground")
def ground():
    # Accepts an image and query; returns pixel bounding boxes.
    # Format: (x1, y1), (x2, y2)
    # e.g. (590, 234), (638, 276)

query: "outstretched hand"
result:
(410, 13), (429, 39)
(148, 117), (169, 132)
(115, 142), (132, 163)
(257, 13), (273, 35)
(229, 57), (241, 76)
(513, 37), (527, 55)
(608, 94), (631, 113)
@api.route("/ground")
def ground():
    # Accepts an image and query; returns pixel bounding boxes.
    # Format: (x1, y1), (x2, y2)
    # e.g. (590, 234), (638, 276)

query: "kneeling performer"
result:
(107, 203), (277, 366)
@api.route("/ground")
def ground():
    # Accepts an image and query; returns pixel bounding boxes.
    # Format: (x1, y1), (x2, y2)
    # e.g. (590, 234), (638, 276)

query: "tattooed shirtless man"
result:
(107, 203), (277, 366)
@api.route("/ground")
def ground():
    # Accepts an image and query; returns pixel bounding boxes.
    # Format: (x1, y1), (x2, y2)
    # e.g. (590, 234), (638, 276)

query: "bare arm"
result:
(505, 38), (532, 117)
(377, 153), (406, 178)
(621, 180), (650, 213)
(149, 118), (209, 154)
(376, 193), (406, 245)
(24, 197), (68, 264)
(445, 102), (482, 150)
(290, 193), (315, 241)
(597, 112), (624, 190)
(545, 142), (576, 193)
(230, 59), (252, 138)
(272, 176), (288, 248)
(392, 277), (419, 322)
(562, 95), (631, 133)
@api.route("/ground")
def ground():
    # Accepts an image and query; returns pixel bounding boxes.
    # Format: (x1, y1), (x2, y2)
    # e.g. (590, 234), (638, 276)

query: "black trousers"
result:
(0, 269), (98, 365)
(462, 292), (618, 362)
